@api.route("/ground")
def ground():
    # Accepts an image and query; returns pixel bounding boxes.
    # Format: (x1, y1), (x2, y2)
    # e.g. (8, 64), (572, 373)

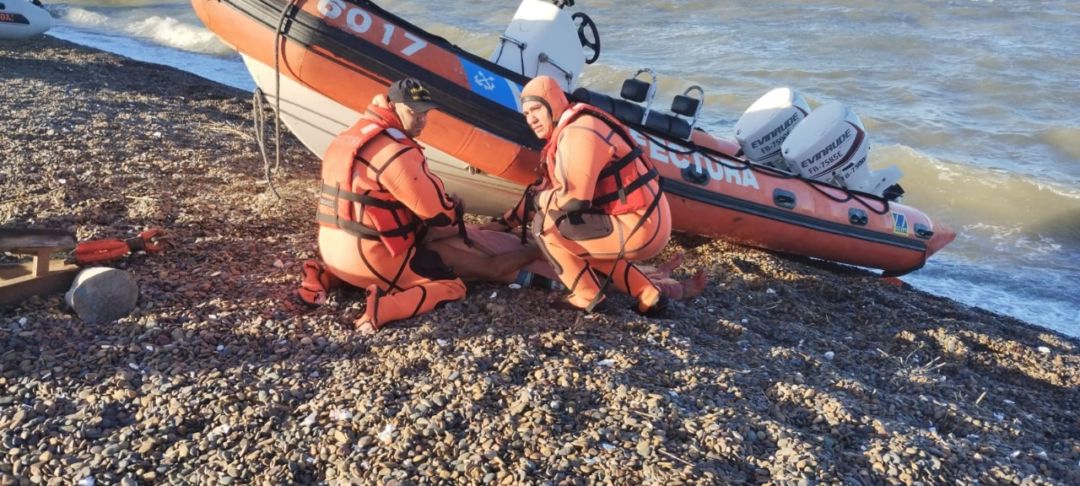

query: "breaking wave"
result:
(51, 4), (234, 56)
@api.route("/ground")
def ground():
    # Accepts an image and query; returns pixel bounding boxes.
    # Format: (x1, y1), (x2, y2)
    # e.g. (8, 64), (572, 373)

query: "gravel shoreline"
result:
(2, 37), (1078, 485)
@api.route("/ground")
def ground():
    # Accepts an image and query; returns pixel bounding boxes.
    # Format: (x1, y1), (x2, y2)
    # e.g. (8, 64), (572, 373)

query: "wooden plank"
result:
(33, 250), (50, 277)
(0, 260), (80, 308)
(0, 228), (76, 252)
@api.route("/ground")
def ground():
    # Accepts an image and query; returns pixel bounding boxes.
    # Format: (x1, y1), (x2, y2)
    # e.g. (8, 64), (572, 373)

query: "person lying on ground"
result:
(424, 225), (707, 301)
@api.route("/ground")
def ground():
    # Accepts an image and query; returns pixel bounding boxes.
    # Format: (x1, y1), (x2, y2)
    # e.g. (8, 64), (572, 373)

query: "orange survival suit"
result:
(317, 100), (466, 330)
(504, 76), (672, 313)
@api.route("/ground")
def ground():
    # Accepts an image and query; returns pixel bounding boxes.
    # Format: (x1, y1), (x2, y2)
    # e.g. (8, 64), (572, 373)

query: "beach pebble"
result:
(824, 351), (835, 361)
(377, 424), (395, 443)
(330, 410), (353, 421)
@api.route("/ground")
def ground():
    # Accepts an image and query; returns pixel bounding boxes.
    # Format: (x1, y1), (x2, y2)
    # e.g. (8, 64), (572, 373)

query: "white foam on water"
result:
(45, 24), (253, 91)
(122, 14), (232, 55)
(50, 4), (234, 56)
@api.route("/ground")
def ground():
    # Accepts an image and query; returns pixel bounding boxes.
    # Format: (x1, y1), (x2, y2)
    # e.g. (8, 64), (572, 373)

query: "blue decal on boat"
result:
(892, 212), (909, 236)
(460, 57), (521, 111)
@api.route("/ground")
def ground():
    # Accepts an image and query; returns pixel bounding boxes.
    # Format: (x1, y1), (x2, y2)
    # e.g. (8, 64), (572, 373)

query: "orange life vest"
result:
(542, 103), (660, 215)
(317, 106), (422, 257)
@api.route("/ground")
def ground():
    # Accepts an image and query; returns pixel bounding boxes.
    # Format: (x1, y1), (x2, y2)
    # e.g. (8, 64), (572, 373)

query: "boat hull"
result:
(0, 1), (52, 40)
(192, 0), (955, 274)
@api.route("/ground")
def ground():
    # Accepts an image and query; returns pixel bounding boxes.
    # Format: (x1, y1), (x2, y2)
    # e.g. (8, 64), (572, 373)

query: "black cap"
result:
(388, 78), (437, 113)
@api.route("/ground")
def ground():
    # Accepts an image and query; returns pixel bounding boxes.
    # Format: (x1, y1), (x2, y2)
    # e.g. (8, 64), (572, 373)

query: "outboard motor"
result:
(781, 102), (904, 197)
(490, 0), (587, 91)
(782, 102), (873, 190)
(734, 88), (810, 172)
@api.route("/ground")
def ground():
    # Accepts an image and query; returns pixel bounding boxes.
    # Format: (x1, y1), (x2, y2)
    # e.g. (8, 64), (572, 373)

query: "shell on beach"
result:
(1, 38), (1078, 485)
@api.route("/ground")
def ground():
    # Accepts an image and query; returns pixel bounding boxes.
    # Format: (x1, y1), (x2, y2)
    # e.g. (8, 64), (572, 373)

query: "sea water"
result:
(38, 0), (1080, 337)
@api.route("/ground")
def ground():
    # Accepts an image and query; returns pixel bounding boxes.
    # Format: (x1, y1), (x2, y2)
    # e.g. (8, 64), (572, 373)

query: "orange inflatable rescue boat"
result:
(191, 0), (955, 276)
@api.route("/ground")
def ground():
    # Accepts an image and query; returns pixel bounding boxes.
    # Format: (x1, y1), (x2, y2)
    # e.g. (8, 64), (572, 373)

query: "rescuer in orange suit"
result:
(303, 78), (469, 335)
(492, 75), (673, 314)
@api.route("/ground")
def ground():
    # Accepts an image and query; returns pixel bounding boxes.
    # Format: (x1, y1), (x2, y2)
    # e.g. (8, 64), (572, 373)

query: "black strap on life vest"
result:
(594, 146), (645, 204)
(318, 183), (418, 240)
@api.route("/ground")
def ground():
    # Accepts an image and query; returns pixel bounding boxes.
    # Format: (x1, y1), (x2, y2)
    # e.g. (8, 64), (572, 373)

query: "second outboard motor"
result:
(782, 101), (872, 191)
(734, 88), (810, 171)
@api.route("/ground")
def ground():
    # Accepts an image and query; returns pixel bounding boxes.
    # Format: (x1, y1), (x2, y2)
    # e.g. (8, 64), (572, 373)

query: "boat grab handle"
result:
(849, 208), (869, 226)
(681, 165), (709, 185)
(773, 189), (797, 210)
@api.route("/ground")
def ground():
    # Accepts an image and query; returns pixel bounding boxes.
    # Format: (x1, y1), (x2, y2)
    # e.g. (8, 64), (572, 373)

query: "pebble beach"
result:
(2, 37), (1079, 485)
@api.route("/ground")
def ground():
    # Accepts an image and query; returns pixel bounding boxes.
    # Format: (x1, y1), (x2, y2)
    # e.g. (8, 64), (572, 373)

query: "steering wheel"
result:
(571, 12), (601, 65)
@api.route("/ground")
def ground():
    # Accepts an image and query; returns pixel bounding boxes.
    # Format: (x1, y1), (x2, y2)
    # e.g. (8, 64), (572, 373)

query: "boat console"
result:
(490, 0), (586, 91)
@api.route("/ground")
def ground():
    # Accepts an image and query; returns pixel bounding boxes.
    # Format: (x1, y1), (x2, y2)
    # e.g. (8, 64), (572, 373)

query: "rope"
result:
(252, 89), (282, 199)
(249, 0), (300, 200)
(640, 131), (892, 215)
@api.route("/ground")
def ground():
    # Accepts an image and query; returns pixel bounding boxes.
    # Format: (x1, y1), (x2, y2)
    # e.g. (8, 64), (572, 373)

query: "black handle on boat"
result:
(572, 12), (601, 64)
(773, 189), (797, 210)
(849, 208), (869, 226)
(681, 165), (709, 186)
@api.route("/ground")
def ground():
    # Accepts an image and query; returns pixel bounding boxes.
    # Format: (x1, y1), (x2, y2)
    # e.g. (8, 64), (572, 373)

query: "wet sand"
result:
(1, 37), (1078, 485)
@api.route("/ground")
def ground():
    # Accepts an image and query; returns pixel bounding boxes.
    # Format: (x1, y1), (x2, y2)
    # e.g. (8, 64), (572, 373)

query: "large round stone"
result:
(65, 267), (139, 324)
